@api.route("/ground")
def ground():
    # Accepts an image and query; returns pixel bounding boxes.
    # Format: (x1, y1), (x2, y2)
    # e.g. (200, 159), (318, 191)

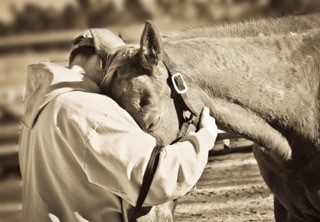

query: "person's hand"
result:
(199, 107), (218, 139)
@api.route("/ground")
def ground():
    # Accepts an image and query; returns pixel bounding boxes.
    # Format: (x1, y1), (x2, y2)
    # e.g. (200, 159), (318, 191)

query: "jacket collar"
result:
(21, 62), (100, 128)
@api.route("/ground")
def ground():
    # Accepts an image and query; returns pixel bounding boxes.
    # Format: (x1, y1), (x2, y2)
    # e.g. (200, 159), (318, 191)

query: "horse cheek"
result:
(161, 100), (180, 144)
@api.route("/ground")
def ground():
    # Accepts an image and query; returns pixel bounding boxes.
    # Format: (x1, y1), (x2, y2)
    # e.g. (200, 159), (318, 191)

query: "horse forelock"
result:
(100, 45), (139, 93)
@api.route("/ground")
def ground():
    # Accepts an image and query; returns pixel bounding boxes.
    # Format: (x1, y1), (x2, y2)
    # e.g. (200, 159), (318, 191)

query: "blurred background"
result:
(0, 0), (319, 221)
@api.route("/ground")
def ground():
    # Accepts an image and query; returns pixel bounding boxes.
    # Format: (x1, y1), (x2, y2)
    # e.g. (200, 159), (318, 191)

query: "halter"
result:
(163, 52), (201, 138)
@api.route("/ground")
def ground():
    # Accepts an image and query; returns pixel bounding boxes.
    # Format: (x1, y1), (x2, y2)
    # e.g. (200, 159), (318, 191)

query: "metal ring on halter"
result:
(171, 73), (188, 94)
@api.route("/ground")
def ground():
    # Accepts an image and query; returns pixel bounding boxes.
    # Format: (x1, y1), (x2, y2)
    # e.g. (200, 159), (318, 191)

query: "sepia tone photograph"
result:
(0, 0), (320, 221)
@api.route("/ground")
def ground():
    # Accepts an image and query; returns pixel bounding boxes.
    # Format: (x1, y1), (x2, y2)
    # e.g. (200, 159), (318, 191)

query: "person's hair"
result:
(69, 46), (96, 68)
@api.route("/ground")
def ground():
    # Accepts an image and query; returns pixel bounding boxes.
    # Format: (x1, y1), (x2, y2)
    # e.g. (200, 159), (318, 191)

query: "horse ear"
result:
(140, 21), (163, 70)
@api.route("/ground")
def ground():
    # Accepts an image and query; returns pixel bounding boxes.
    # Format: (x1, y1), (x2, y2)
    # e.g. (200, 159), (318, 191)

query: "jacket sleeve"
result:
(82, 99), (215, 207)
(143, 128), (214, 206)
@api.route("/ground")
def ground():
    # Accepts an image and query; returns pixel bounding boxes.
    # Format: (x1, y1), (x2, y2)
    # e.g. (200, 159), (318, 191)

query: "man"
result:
(18, 31), (218, 222)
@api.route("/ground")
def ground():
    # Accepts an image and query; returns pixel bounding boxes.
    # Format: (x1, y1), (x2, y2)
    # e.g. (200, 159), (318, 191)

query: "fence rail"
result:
(0, 26), (141, 53)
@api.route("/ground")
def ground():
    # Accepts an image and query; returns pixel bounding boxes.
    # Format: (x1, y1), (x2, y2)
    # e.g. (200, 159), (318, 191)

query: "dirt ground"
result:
(0, 152), (274, 222)
(175, 152), (274, 222)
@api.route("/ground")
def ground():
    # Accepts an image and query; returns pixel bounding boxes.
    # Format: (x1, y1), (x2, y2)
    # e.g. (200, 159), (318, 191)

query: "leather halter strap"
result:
(163, 52), (201, 138)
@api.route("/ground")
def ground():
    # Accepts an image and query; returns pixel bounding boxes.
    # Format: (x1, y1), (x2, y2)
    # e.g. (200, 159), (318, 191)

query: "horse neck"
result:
(163, 30), (320, 160)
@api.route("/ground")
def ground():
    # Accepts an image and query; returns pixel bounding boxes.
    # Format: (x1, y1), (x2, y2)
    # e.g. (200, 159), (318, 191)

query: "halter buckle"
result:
(171, 73), (188, 94)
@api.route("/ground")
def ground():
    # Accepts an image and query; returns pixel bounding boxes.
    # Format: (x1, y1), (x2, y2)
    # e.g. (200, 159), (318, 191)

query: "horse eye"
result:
(140, 96), (150, 107)
(140, 91), (152, 107)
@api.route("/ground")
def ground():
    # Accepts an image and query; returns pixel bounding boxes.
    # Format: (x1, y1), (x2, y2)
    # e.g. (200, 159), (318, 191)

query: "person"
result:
(18, 32), (218, 222)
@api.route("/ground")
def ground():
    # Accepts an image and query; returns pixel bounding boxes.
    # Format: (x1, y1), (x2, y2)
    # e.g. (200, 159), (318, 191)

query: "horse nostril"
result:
(147, 123), (155, 131)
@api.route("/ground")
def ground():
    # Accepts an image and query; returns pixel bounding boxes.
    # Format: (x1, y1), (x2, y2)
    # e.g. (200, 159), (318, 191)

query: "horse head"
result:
(101, 22), (183, 145)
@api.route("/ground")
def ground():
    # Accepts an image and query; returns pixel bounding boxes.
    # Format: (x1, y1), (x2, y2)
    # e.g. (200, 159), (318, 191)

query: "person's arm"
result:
(143, 128), (215, 206)
(65, 95), (217, 206)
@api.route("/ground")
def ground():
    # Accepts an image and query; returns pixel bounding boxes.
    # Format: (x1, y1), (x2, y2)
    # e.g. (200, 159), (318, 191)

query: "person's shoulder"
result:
(49, 91), (141, 137)
(57, 91), (114, 106)
(51, 91), (137, 127)
(52, 91), (118, 116)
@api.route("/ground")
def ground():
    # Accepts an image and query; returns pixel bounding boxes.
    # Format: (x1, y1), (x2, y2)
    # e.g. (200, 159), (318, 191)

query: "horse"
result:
(95, 13), (320, 222)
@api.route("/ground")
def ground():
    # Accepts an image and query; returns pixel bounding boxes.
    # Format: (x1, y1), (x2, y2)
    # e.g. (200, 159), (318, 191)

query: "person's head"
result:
(69, 46), (103, 84)
(69, 29), (125, 85)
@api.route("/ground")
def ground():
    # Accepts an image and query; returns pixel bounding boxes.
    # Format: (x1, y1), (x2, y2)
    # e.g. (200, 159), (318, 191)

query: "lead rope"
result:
(129, 145), (163, 222)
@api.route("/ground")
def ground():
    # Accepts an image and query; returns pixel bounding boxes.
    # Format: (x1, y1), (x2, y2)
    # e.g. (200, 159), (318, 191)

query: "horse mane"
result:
(162, 10), (320, 41)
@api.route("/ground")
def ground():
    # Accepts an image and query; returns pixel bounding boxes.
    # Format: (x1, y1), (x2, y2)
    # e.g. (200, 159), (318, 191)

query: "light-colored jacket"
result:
(19, 62), (214, 222)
